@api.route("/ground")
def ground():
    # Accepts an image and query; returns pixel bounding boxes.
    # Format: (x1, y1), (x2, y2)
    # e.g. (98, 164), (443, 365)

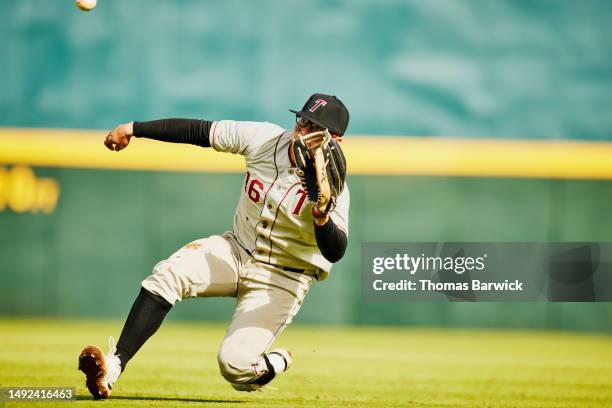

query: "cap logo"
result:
(308, 99), (328, 113)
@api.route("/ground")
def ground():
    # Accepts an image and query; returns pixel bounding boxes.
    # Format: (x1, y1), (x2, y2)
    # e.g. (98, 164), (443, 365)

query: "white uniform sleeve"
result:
(330, 184), (350, 236)
(209, 120), (285, 158)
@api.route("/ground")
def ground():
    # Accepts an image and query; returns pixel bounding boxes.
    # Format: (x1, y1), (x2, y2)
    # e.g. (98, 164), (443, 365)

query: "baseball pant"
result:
(141, 232), (313, 385)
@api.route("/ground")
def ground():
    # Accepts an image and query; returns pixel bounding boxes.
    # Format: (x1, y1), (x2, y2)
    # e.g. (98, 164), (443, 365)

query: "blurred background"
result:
(1, 0), (612, 332)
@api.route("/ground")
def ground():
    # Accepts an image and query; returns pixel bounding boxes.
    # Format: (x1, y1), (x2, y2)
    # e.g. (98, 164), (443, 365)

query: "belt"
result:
(232, 235), (312, 275)
(260, 261), (306, 274)
(274, 264), (306, 274)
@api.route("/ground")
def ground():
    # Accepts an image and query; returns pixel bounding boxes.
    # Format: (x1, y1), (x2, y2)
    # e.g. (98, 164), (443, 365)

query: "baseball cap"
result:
(290, 93), (350, 136)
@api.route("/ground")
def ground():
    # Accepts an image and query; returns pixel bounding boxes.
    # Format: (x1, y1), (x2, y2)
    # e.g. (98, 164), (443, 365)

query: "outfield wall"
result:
(2, 0), (612, 331)
(1, 129), (611, 332)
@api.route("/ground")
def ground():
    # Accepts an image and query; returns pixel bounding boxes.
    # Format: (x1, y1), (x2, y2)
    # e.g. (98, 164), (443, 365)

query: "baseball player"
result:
(78, 93), (350, 399)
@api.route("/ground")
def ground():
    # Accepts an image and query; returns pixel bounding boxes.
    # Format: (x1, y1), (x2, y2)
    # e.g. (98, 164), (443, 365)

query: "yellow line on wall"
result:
(1, 127), (612, 179)
(0, 128), (242, 173)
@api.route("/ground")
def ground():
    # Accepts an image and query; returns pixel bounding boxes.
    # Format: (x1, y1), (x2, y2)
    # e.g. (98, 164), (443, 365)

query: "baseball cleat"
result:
(78, 337), (121, 400)
(269, 348), (292, 371)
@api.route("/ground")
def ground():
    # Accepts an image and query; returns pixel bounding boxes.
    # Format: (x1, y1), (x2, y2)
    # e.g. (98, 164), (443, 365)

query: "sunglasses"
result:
(296, 116), (326, 132)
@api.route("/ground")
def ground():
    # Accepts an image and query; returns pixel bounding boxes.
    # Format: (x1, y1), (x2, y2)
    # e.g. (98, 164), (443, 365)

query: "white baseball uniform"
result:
(141, 120), (350, 386)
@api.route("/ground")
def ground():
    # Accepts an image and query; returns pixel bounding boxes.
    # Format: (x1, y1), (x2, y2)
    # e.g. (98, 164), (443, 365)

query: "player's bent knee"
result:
(217, 348), (262, 384)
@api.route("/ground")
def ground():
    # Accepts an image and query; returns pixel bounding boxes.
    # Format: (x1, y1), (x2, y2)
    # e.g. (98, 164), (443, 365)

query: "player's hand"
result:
(104, 122), (134, 151)
(312, 207), (330, 226)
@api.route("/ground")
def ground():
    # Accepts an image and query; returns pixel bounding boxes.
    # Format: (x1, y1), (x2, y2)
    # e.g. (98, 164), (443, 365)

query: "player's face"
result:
(293, 116), (343, 142)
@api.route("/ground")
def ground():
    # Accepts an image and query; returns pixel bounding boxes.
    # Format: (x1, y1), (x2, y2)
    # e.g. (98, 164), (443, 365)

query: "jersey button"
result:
(267, 203), (273, 210)
(261, 221), (268, 228)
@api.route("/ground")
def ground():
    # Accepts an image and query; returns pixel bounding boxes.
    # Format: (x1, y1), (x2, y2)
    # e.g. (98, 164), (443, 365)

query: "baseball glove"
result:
(292, 129), (346, 215)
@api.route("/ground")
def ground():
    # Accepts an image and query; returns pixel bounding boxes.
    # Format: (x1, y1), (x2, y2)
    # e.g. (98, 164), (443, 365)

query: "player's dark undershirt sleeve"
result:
(133, 118), (212, 147)
(314, 218), (347, 263)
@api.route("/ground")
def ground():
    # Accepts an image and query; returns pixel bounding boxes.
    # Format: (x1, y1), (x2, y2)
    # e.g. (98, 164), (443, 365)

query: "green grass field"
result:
(0, 319), (610, 407)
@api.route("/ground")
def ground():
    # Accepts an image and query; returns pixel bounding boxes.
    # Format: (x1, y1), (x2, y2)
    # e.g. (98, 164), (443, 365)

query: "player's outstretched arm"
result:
(104, 122), (134, 151)
(104, 119), (214, 152)
(134, 119), (212, 147)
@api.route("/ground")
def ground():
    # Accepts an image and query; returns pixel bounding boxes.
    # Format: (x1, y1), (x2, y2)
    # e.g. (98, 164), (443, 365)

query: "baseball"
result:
(76, 0), (97, 11)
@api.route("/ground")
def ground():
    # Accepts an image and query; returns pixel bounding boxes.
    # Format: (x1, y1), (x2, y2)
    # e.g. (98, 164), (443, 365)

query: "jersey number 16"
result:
(244, 172), (307, 215)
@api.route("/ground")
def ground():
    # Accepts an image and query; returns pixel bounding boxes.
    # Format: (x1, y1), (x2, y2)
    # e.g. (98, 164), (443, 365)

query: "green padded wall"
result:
(1, 167), (611, 332)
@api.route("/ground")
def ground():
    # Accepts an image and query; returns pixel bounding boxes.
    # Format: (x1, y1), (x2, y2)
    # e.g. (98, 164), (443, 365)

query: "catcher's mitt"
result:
(292, 129), (346, 215)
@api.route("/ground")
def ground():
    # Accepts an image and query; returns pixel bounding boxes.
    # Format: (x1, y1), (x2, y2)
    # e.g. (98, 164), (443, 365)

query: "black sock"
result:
(116, 288), (172, 371)
(252, 355), (276, 385)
